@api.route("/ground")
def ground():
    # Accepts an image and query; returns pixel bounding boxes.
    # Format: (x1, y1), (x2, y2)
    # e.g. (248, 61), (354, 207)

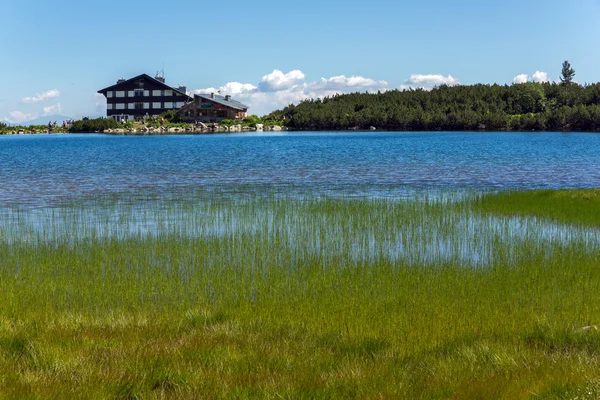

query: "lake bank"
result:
(1, 190), (599, 398)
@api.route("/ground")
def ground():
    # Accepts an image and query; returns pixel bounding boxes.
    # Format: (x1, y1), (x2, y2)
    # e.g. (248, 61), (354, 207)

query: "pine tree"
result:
(560, 60), (576, 86)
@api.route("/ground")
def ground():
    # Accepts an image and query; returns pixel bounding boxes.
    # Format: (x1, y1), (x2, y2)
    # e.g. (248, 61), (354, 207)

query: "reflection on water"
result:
(1, 194), (598, 268)
(1, 132), (599, 207)
(1, 132), (598, 268)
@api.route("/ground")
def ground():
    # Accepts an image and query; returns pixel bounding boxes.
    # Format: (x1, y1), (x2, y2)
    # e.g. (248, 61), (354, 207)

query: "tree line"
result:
(267, 62), (600, 132)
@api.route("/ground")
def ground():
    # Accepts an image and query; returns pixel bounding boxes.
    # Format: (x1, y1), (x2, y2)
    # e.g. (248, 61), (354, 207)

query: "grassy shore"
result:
(0, 191), (599, 398)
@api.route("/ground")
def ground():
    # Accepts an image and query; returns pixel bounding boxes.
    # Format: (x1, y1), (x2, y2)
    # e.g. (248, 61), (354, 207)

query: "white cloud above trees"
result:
(2, 111), (36, 124)
(194, 69), (392, 115)
(532, 71), (549, 83)
(21, 89), (60, 104)
(42, 103), (62, 115)
(407, 74), (459, 86)
(513, 71), (550, 84)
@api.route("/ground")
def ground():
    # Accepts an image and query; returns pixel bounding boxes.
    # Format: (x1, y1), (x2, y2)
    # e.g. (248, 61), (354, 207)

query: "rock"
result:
(256, 124), (264, 131)
(272, 126), (282, 131)
(370, 126), (377, 131)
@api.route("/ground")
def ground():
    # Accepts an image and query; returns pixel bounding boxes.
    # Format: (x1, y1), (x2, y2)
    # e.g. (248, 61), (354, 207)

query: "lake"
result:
(1, 131), (599, 207)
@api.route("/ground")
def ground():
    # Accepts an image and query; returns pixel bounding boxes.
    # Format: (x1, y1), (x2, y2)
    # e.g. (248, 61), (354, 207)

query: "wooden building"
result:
(97, 73), (192, 122)
(177, 93), (249, 123)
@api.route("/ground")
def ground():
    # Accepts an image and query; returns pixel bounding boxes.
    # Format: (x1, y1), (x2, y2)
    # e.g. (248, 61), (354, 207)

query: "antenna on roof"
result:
(155, 68), (165, 83)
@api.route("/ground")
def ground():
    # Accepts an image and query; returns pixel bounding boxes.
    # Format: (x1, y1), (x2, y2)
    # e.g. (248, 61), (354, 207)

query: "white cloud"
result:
(21, 89), (60, 104)
(407, 74), (459, 86)
(2, 111), (36, 124)
(194, 81), (257, 95)
(307, 75), (388, 91)
(532, 71), (549, 83)
(42, 103), (62, 115)
(258, 69), (305, 92)
(192, 69), (390, 115)
(513, 74), (529, 84)
(95, 93), (106, 115)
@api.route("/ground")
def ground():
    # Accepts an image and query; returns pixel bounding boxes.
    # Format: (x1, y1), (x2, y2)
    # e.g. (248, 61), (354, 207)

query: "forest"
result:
(269, 64), (600, 132)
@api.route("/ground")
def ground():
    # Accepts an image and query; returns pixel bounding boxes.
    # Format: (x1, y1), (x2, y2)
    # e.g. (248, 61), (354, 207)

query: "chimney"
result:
(210, 93), (215, 99)
(178, 85), (187, 94)
(225, 95), (231, 101)
(155, 74), (165, 83)
(117, 78), (126, 84)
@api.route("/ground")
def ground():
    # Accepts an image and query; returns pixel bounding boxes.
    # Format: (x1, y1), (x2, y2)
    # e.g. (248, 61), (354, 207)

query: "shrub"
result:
(70, 118), (119, 132)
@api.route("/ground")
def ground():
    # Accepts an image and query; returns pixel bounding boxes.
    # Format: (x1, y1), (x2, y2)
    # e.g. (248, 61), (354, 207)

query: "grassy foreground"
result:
(1, 191), (600, 399)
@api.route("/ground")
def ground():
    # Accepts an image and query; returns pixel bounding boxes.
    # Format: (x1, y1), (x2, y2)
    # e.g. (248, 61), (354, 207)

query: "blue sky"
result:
(1, 0), (599, 122)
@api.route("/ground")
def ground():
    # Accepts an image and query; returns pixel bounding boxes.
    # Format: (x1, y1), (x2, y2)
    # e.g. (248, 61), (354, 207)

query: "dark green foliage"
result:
(560, 60), (576, 86)
(160, 109), (179, 123)
(69, 118), (119, 132)
(273, 81), (600, 131)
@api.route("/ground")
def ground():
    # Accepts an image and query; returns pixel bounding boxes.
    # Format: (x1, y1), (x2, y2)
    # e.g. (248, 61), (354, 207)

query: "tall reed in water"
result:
(0, 191), (599, 398)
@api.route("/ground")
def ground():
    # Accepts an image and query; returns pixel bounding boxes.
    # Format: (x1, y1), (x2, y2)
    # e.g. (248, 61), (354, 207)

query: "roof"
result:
(196, 93), (249, 111)
(97, 73), (191, 99)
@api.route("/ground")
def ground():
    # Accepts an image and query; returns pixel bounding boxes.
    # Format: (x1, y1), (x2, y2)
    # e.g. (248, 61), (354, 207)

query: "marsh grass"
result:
(0, 191), (599, 398)
(478, 189), (600, 227)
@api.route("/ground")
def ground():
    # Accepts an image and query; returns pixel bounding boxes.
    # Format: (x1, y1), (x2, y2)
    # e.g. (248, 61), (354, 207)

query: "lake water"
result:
(1, 131), (599, 207)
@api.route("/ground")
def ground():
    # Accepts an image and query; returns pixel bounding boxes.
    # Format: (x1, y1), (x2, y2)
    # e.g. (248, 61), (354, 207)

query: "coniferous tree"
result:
(560, 60), (576, 86)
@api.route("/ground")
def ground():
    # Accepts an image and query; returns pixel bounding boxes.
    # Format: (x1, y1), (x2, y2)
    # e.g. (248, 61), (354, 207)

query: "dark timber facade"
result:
(97, 74), (192, 122)
(177, 93), (249, 123)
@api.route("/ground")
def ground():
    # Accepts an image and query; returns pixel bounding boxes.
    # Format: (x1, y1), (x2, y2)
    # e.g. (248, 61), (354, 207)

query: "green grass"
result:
(0, 191), (599, 398)
(478, 189), (600, 227)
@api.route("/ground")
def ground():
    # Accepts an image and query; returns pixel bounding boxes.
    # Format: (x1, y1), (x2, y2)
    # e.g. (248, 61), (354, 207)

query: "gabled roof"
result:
(196, 93), (249, 111)
(97, 73), (191, 98)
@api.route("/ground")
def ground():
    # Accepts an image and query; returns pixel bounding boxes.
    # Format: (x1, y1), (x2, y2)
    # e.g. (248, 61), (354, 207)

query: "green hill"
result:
(268, 82), (600, 131)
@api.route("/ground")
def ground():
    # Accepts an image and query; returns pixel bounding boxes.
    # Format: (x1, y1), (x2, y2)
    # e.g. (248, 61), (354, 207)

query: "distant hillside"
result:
(9, 115), (72, 127)
(268, 82), (600, 132)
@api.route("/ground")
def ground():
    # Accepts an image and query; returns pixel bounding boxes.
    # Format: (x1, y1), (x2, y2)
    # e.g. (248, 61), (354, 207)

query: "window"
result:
(116, 91), (125, 98)
(115, 103), (125, 110)
(152, 102), (162, 109)
(107, 91), (113, 98)
(134, 89), (144, 97)
(152, 90), (161, 96)
(144, 90), (150, 97)
(143, 103), (149, 109)
(107, 104), (113, 110)
(135, 102), (144, 110)
(128, 91), (134, 97)
(164, 90), (173, 97)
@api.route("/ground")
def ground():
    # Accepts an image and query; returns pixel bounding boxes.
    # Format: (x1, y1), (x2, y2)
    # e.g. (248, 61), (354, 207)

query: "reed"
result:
(0, 191), (599, 398)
